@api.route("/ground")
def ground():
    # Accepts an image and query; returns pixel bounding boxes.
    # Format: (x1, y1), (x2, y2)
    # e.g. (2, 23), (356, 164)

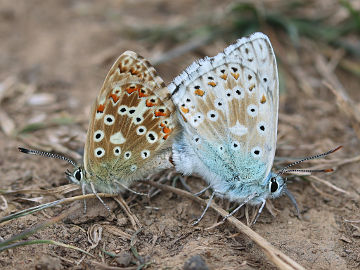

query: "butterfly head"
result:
(65, 166), (87, 185)
(241, 172), (285, 205)
(267, 172), (285, 199)
(18, 147), (89, 186)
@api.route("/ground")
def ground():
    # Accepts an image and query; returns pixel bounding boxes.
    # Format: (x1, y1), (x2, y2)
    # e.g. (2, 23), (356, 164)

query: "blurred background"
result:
(0, 0), (360, 269)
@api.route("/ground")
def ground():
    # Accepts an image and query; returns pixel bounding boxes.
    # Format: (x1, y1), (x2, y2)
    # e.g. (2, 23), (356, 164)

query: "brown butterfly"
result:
(19, 51), (178, 209)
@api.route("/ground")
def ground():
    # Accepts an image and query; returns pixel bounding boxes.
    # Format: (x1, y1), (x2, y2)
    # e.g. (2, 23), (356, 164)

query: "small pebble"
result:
(183, 255), (209, 270)
(115, 251), (132, 267)
(339, 235), (352, 243)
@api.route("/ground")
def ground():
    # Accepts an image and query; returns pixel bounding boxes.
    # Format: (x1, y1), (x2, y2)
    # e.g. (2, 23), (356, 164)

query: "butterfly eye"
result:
(74, 168), (83, 181)
(270, 177), (279, 193)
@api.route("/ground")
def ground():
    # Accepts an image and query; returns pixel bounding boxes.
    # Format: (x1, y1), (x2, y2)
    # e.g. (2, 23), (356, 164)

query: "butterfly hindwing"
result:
(169, 33), (279, 184)
(84, 51), (176, 192)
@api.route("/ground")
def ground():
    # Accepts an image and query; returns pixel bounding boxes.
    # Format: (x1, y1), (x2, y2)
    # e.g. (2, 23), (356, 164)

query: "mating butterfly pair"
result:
(20, 32), (338, 221)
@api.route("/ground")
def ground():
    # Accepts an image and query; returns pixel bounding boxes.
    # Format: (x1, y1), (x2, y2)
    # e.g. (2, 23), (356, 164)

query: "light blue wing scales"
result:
(169, 33), (279, 199)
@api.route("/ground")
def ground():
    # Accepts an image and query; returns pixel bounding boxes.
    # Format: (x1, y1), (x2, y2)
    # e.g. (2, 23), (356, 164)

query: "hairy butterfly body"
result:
(169, 32), (283, 219)
(20, 51), (177, 198)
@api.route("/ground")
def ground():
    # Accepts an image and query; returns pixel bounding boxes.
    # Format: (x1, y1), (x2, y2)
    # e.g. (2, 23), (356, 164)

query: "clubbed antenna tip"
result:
(18, 147), (31, 154)
(332, 145), (343, 153)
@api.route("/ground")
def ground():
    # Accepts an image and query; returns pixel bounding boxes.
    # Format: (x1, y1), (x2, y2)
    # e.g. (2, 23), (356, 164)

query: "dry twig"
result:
(142, 181), (305, 270)
(307, 175), (350, 196)
(315, 54), (360, 139)
(113, 196), (142, 230)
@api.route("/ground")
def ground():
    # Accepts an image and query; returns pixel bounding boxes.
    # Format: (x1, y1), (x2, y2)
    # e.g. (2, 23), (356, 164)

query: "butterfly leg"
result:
(148, 177), (168, 198)
(192, 191), (216, 225)
(252, 199), (266, 225)
(148, 171), (176, 198)
(81, 182), (87, 214)
(90, 182), (111, 213)
(148, 171), (191, 198)
(284, 188), (300, 218)
(172, 175), (192, 192)
(222, 194), (257, 222)
(114, 180), (147, 196)
(193, 185), (212, 196)
(222, 201), (246, 222)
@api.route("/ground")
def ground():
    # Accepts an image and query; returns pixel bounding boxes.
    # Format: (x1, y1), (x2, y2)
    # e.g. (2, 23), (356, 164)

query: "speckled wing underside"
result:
(169, 33), (279, 181)
(84, 51), (176, 188)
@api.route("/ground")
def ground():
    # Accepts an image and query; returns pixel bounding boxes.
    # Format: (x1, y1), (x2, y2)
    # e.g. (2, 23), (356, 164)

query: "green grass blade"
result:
(0, 239), (94, 257)
(0, 199), (65, 224)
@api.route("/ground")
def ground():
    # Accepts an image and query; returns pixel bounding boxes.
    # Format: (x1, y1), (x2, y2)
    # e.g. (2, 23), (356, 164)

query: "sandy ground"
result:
(0, 0), (359, 269)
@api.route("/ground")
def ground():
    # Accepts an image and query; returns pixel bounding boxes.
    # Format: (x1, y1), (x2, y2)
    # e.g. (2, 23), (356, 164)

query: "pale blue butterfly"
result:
(168, 32), (338, 224)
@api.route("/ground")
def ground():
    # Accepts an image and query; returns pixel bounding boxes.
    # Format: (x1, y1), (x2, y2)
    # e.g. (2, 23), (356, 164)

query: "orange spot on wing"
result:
(231, 73), (239, 80)
(96, 104), (105, 113)
(160, 121), (172, 137)
(220, 74), (227, 80)
(208, 81), (217, 87)
(180, 107), (189, 114)
(163, 126), (171, 134)
(126, 87), (148, 98)
(155, 110), (167, 117)
(126, 87), (138, 94)
(138, 89), (148, 97)
(194, 89), (205, 96)
(146, 99), (156, 107)
(249, 84), (255, 91)
(181, 113), (187, 122)
(260, 95), (266, 104)
(109, 94), (120, 103)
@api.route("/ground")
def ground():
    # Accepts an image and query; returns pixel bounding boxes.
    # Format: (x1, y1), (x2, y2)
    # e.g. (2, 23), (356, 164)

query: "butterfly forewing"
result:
(84, 51), (176, 191)
(169, 33), (278, 182)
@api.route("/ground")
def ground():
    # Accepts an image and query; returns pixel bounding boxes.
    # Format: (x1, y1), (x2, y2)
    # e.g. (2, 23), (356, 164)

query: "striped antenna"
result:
(276, 146), (342, 177)
(18, 147), (77, 167)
